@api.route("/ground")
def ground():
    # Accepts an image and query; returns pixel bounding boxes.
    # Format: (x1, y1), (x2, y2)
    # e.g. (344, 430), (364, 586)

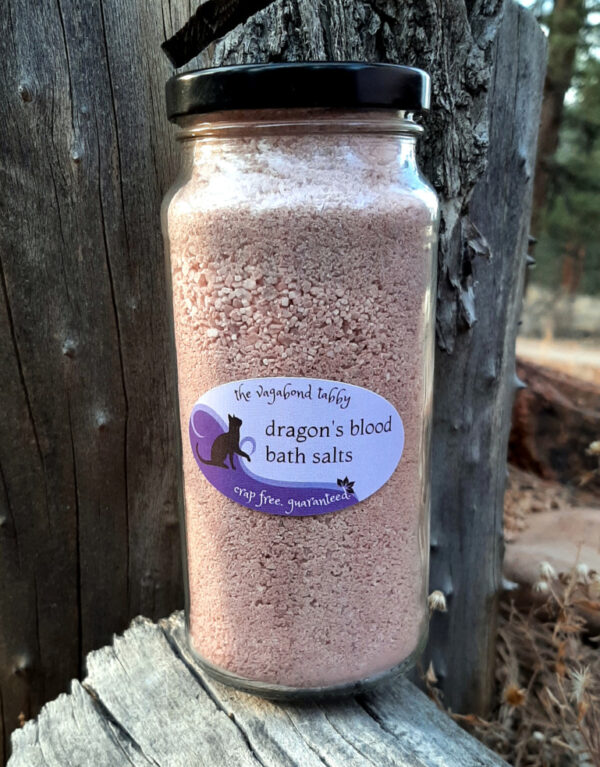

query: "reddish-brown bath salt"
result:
(164, 122), (437, 689)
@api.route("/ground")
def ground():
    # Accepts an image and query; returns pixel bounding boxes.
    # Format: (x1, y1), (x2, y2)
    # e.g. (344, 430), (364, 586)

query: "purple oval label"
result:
(189, 377), (404, 516)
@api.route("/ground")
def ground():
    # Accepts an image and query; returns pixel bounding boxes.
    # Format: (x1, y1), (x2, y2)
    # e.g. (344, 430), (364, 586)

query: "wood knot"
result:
(13, 653), (33, 676)
(484, 360), (498, 384)
(94, 410), (110, 430)
(62, 338), (78, 357)
(18, 83), (33, 102)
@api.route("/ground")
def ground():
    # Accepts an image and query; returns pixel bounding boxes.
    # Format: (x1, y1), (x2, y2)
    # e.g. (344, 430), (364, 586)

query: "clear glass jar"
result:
(162, 64), (439, 699)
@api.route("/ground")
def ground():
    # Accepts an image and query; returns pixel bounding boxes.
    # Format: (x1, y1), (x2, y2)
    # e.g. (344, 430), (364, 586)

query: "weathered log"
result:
(200, 0), (547, 715)
(7, 612), (508, 767)
(509, 359), (600, 491)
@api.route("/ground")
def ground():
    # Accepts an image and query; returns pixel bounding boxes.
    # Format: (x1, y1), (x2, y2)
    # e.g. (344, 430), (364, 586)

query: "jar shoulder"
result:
(165, 134), (436, 219)
(166, 165), (438, 222)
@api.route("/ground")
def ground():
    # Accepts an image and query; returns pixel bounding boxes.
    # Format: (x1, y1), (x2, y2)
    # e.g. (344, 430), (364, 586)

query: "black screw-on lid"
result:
(166, 62), (430, 121)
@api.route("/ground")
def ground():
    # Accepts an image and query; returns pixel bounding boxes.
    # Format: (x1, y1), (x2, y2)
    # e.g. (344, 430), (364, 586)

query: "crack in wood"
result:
(81, 682), (160, 766)
(92, 104), (132, 615)
(46, 159), (73, 307)
(0, 459), (21, 569)
(158, 624), (269, 767)
(352, 695), (409, 750)
(319, 708), (395, 767)
(66, 397), (84, 681)
(0, 258), (47, 511)
(55, 0), (76, 133)
(279, 712), (333, 767)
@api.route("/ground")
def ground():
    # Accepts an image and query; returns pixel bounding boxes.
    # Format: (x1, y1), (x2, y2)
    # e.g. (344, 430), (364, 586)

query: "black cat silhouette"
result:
(196, 414), (251, 470)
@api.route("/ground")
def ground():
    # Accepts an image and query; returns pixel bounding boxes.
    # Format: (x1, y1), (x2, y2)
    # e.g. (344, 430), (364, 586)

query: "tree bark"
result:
(201, 0), (546, 714)
(530, 0), (586, 235)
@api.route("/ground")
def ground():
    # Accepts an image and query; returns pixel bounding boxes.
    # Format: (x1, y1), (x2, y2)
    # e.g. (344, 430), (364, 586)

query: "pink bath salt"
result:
(165, 124), (437, 689)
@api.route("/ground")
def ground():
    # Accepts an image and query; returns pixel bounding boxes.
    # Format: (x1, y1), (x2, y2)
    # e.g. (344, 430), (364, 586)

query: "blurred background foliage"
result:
(522, 0), (600, 299)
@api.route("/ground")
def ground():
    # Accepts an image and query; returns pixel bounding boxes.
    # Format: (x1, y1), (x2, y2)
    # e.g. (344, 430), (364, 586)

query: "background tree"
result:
(526, 0), (600, 298)
(537, 33), (600, 296)
(531, 0), (587, 235)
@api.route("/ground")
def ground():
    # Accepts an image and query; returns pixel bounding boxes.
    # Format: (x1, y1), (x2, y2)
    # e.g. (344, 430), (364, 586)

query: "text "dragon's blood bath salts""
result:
(162, 63), (439, 698)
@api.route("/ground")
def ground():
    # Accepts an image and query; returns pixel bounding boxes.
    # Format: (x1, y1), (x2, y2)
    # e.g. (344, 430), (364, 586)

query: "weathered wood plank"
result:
(166, 614), (508, 767)
(8, 613), (508, 767)
(166, 615), (424, 767)
(84, 617), (260, 767)
(0, 0), (185, 757)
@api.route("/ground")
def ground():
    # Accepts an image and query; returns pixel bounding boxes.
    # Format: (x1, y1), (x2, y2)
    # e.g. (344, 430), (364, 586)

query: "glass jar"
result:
(162, 63), (439, 699)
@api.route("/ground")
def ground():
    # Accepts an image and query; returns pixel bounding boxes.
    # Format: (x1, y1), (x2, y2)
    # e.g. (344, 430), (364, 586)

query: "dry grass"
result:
(428, 567), (600, 766)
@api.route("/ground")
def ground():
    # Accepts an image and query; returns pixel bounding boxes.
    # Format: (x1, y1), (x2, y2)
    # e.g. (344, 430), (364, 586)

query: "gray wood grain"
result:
(8, 682), (152, 767)
(0, 0), (186, 759)
(8, 612), (507, 767)
(198, 0), (547, 715)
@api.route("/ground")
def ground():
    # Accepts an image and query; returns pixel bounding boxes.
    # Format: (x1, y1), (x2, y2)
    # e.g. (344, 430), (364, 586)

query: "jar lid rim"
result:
(166, 62), (430, 121)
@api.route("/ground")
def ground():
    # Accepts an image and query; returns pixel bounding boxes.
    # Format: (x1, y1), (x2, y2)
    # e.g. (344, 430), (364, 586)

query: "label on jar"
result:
(189, 377), (404, 517)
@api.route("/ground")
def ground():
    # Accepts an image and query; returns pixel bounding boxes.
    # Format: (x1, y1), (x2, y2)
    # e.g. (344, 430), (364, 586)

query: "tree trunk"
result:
(531, 0), (586, 235)
(427, 3), (547, 713)
(201, 0), (546, 714)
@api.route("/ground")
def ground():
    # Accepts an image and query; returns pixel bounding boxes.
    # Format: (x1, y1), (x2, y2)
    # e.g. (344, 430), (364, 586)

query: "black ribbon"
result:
(162, 0), (279, 68)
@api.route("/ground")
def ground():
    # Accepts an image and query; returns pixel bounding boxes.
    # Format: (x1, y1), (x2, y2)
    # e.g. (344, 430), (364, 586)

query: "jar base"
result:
(184, 628), (429, 702)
